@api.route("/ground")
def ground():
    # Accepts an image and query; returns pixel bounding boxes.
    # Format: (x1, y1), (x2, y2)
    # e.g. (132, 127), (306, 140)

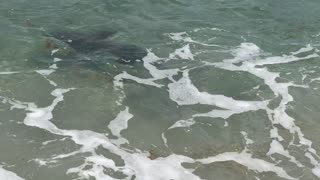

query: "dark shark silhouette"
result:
(45, 29), (147, 64)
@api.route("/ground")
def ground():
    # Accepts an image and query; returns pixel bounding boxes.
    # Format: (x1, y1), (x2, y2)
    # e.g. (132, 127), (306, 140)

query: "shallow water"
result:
(1, 0), (320, 180)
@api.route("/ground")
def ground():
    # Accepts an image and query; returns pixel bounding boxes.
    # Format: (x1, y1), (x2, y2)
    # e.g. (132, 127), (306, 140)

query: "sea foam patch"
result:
(113, 50), (178, 88)
(167, 70), (267, 118)
(169, 44), (194, 60)
(207, 42), (320, 177)
(168, 31), (222, 47)
(197, 151), (296, 180)
(108, 107), (133, 145)
(0, 167), (25, 180)
(0, 71), (20, 75)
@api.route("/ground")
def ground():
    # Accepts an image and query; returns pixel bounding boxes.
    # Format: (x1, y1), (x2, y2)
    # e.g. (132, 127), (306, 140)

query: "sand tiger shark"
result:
(43, 29), (147, 64)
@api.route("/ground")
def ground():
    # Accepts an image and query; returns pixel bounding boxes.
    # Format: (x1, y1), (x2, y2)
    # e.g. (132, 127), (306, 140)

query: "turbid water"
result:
(1, 0), (320, 180)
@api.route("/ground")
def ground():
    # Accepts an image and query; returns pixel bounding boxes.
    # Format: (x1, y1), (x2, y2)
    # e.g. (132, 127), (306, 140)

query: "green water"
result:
(1, 0), (320, 180)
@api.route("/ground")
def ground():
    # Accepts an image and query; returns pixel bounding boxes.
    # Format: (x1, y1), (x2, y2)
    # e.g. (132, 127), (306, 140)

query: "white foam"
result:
(49, 64), (58, 69)
(168, 32), (196, 43)
(209, 43), (320, 177)
(168, 119), (196, 129)
(193, 109), (238, 119)
(36, 69), (55, 76)
(0, 71), (19, 75)
(161, 133), (169, 147)
(51, 49), (59, 56)
(113, 51), (179, 89)
(168, 32), (221, 47)
(269, 127), (284, 141)
(32, 159), (50, 166)
(8, 88), (74, 133)
(197, 151), (296, 180)
(0, 167), (24, 180)
(53, 58), (62, 62)
(168, 70), (267, 113)
(267, 140), (303, 167)
(60, 129), (201, 180)
(169, 44), (194, 60)
(305, 152), (320, 177)
(143, 50), (179, 80)
(310, 77), (320, 83)
(290, 44), (314, 55)
(240, 131), (254, 145)
(42, 139), (58, 145)
(231, 43), (261, 63)
(108, 107), (133, 145)
(67, 154), (119, 180)
(35, 68), (57, 86)
(210, 27), (225, 32)
(122, 154), (199, 180)
(113, 71), (163, 88)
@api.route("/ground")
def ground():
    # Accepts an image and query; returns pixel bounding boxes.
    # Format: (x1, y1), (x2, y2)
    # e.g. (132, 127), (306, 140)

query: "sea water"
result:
(1, 0), (320, 179)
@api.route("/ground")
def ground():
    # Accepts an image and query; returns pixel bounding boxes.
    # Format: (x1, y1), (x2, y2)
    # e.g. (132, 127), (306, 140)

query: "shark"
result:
(43, 29), (147, 64)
